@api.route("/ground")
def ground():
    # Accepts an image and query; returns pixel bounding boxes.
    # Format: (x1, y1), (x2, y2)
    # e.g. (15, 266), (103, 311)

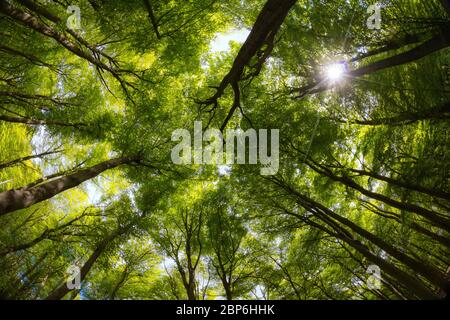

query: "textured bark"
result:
(45, 224), (133, 300)
(110, 267), (129, 300)
(199, 0), (297, 128)
(0, 1), (117, 76)
(273, 179), (446, 298)
(305, 159), (450, 233)
(143, 0), (161, 39)
(0, 156), (139, 216)
(44, 239), (108, 300)
(217, 0), (297, 88)
(348, 167), (450, 201)
(17, 0), (116, 65)
(286, 205), (439, 299)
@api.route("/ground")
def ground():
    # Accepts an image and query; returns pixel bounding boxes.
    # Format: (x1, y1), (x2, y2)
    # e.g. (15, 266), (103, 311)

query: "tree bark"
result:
(218, 0), (297, 88)
(142, 0), (161, 39)
(45, 224), (133, 300)
(273, 178), (448, 298)
(348, 167), (450, 201)
(282, 202), (439, 299)
(17, 0), (117, 65)
(110, 268), (128, 300)
(350, 35), (450, 78)
(360, 200), (450, 248)
(297, 207), (438, 299)
(304, 159), (450, 233)
(0, 156), (139, 216)
(0, 1), (118, 77)
(199, 0), (297, 128)
(313, 201), (450, 293)
(44, 239), (108, 300)
(186, 270), (197, 300)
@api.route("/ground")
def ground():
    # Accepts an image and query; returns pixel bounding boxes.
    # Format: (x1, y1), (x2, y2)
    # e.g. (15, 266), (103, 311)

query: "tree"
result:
(0, 0), (449, 301)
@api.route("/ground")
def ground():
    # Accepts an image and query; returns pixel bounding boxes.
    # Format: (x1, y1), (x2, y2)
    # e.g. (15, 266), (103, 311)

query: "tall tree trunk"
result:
(281, 203), (439, 299)
(198, 0), (297, 128)
(340, 230), (438, 299)
(0, 156), (139, 216)
(305, 159), (450, 232)
(45, 224), (133, 300)
(349, 34), (424, 63)
(214, 250), (234, 300)
(348, 166), (450, 201)
(218, 0), (297, 87)
(350, 35), (450, 77)
(110, 267), (129, 300)
(142, 0), (161, 39)
(409, 222), (450, 248)
(314, 203), (450, 293)
(0, 1), (118, 77)
(187, 272), (197, 301)
(293, 189), (450, 295)
(219, 275), (233, 300)
(361, 200), (450, 247)
(272, 178), (447, 298)
(45, 240), (109, 300)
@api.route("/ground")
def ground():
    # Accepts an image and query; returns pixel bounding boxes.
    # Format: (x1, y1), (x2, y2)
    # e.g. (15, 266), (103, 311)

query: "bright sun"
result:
(325, 62), (346, 82)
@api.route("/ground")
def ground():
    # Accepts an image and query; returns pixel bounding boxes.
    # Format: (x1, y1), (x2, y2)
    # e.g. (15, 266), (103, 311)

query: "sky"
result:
(209, 28), (250, 53)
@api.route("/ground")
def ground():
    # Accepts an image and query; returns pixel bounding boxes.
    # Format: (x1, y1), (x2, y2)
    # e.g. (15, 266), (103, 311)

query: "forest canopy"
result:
(0, 0), (449, 300)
